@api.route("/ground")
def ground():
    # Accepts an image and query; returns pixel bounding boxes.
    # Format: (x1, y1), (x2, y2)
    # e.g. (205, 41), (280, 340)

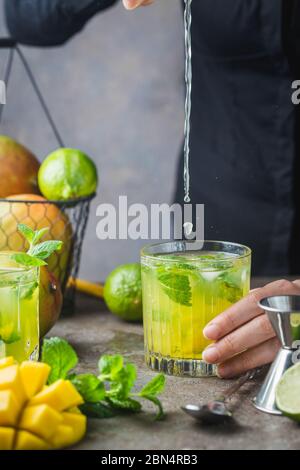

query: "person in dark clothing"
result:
(4, 0), (300, 376)
(5, 0), (118, 46)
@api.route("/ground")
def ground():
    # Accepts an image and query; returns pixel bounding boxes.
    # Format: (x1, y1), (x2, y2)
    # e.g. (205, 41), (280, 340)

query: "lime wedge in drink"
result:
(276, 362), (300, 421)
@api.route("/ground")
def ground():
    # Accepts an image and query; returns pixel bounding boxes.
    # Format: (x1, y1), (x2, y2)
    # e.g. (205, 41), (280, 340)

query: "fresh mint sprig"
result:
(42, 337), (166, 420)
(10, 223), (63, 267)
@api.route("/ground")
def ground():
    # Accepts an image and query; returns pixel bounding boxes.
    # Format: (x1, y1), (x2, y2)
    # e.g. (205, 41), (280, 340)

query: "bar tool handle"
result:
(216, 369), (257, 402)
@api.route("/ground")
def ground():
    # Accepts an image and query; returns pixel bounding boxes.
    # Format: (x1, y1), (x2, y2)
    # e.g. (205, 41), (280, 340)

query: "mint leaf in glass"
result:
(157, 270), (192, 307)
(17, 224), (35, 244)
(29, 240), (63, 260)
(10, 224), (63, 268)
(11, 253), (47, 267)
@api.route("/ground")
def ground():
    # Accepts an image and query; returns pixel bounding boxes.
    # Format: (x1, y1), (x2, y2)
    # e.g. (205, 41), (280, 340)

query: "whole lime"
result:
(104, 263), (143, 322)
(38, 148), (98, 200)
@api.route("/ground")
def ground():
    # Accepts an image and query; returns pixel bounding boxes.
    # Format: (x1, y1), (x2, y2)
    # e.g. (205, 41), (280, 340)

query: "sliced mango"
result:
(20, 362), (51, 398)
(19, 404), (62, 440)
(62, 411), (87, 443)
(0, 390), (20, 426)
(15, 431), (50, 451)
(0, 427), (15, 450)
(0, 357), (14, 370)
(0, 365), (26, 404)
(50, 424), (75, 449)
(29, 379), (83, 411)
(0, 361), (86, 450)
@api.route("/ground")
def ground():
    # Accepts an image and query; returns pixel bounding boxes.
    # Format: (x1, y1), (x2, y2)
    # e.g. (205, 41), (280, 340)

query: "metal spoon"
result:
(182, 369), (255, 425)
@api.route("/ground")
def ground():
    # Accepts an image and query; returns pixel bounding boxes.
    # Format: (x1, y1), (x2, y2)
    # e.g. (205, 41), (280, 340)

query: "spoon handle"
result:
(215, 369), (256, 402)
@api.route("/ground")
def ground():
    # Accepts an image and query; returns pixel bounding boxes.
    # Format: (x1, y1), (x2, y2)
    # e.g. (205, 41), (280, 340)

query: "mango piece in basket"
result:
(0, 360), (86, 450)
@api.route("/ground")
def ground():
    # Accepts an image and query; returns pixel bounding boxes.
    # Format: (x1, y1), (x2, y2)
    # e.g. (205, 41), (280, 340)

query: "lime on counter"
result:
(291, 314), (300, 341)
(104, 263), (143, 322)
(38, 148), (98, 200)
(276, 362), (300, 421)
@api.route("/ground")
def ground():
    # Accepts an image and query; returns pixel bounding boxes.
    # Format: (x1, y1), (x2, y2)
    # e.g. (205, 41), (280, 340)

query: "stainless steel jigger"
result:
(253, 295), (300, 415)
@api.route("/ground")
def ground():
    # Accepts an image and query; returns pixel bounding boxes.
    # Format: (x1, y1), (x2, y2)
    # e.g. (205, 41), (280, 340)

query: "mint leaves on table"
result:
(42, 337), (166, 420)
(10, 223), (63, 268)
(41, 337), (78, 384)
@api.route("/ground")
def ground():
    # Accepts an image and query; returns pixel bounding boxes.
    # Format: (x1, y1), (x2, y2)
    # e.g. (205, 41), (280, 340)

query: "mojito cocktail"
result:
(141, 241), (251, 377)
(0, 253), (39, 363)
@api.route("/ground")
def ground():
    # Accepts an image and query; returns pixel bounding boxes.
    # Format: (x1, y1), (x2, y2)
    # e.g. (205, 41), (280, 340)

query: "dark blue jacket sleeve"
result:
(5, 0), (118, 46)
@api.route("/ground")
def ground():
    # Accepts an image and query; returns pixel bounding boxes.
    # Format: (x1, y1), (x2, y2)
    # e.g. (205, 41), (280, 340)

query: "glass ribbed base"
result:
(146, 352), (217, 377)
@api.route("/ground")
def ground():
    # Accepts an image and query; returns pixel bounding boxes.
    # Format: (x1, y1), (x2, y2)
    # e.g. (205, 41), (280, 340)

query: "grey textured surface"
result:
(0, 0), (184, 280)
(51, 286), (300, 451)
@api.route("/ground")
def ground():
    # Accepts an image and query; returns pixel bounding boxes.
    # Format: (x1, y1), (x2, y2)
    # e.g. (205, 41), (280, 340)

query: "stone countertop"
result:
(50, 279), (300, 451)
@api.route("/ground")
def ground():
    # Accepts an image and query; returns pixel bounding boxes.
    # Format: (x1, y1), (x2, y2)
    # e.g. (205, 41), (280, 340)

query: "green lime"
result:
(38, 148), (98, 200)
(276, 362), (300, 421)
(104, 263), (143, 322)
(291, 314), (300, 341)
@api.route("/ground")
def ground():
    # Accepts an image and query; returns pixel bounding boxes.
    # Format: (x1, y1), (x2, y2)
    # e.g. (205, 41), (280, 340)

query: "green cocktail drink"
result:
(141, 241), (251, 377)
(0, 253), (39, 363)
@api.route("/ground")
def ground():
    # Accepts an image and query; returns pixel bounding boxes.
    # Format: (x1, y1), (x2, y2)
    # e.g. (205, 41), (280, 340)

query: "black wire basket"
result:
(0, 38), (95, 311)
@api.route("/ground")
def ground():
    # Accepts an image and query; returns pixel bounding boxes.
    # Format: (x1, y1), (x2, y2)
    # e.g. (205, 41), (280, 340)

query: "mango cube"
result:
(0, 365), (26, 404)
(0, 390), (20, 426)
(29, 379), (84, 411)
(19, 404), (63, 440)
(0, 427), (15, 450)
(20, 362), (51, 398)
(15, 431), (50, 451)
(0, 357), (14, 370)
(62, 411), (87, 443)
(50, 424), (75, 449)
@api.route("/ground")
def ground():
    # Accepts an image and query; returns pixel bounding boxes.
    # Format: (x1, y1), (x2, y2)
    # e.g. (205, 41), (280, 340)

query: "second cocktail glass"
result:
(0, 253), (39, 363)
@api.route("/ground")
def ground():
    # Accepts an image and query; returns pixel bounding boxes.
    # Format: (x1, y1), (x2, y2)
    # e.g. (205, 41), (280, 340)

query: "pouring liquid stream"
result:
(183, 0), (193, 205)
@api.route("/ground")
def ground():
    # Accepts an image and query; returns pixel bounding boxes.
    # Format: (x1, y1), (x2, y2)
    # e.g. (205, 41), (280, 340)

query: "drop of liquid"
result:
(183, 222), (193, 237)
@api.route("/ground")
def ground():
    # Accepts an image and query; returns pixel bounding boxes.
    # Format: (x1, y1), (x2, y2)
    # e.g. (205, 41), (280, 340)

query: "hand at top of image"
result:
(123, 0), (155, 10)
(202, 279), (300, 379)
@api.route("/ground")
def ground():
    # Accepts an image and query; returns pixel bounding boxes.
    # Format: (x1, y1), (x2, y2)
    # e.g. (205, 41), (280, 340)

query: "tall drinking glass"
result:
(0, 253), (40, 363)
(141, 241), (251, 377)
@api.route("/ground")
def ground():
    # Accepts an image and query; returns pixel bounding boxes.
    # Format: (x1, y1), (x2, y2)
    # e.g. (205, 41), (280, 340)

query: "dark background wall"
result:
(0, 0), (184, 281)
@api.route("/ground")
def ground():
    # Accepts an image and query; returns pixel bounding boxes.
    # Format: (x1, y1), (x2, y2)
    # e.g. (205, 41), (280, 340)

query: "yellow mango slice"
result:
(62, 411), (87, 443)
(0, 365), (26, 404)
(20, 362), (51, 398)
(15, 431), (50, 451)
(0, 390), (20, 426)
(0, 357), (14, 370)
(0, 427), (15, 450)
(68, 406), (81, 414)
(19, 404), (63, 440)
(50, 424), (75, 449)
(29, 379), (83, 411)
